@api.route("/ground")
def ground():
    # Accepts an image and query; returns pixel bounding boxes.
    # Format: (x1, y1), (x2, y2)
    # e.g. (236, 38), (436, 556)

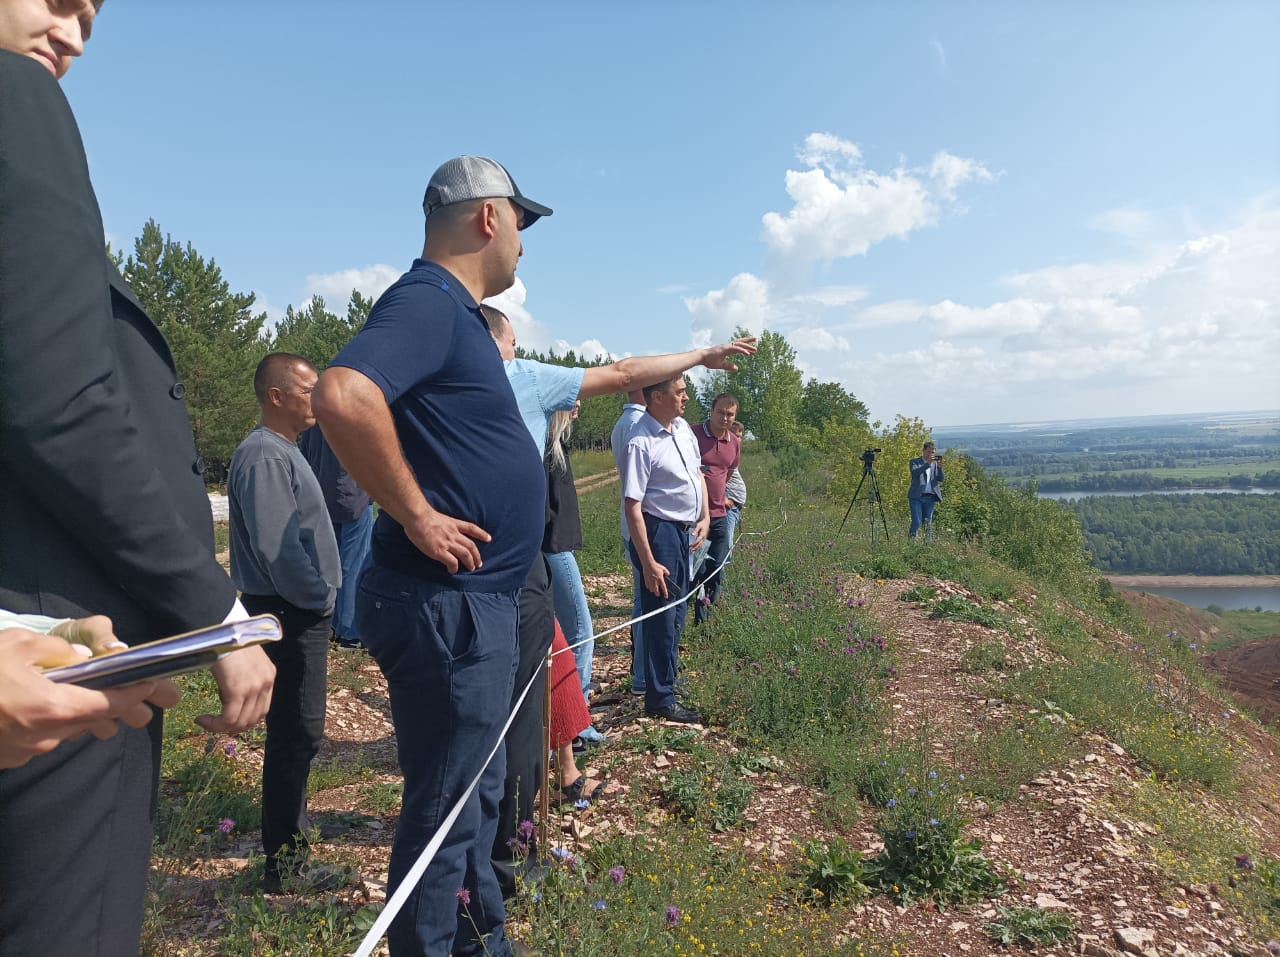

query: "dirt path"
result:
(573, 468), (619, 495)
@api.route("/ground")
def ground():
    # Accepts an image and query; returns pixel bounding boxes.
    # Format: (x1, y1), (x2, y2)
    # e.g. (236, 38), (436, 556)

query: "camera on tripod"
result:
(841, 447), (889, 539)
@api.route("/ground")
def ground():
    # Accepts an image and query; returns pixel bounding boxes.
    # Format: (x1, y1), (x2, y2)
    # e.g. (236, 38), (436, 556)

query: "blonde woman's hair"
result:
(545, 409), (574, 473)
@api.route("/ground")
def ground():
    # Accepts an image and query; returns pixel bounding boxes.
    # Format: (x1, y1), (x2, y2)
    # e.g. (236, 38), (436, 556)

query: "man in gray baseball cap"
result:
(314, 156), (551, 957)
(424, 154), (552, 230)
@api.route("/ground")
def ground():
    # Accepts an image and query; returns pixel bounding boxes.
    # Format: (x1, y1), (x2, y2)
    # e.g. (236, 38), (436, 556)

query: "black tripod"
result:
(839, 448), (890, 543)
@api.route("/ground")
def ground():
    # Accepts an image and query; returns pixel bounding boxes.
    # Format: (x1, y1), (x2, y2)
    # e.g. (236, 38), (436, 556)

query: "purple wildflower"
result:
(217, 818), (235, 834)
(518, 819), (535, 840)
(456, 887), (471, 905)
(222, 741), (238, 758)
(609, 866), (625, 884)
(665, 905), (681, 926)
(1235, 853), (1254, 870)
(593, 899), (607, 910)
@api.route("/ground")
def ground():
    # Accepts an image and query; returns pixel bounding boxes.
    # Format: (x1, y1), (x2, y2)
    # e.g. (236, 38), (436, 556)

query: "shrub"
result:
(984, 905), (1075, 946)
(800, 837), (872, 905)
(927, 595), (1007, 630)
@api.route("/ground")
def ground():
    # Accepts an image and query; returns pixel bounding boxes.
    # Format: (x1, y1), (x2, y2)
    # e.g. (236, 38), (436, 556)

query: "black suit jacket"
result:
(0, 50), (236, 644)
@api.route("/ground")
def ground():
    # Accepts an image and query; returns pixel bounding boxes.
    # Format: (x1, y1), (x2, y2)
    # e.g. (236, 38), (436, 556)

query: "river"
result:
(1116, 583), (1280, 612)
(1040, 487), (1276, 501)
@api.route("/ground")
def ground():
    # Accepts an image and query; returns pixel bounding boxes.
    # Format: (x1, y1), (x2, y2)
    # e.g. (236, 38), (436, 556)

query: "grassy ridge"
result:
(144, 444), (1280, 954)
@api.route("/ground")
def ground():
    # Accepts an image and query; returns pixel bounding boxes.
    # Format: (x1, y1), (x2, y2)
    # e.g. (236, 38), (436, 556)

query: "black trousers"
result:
(491, 556), (553, 898)
(241, 594), (331, 865)
(0, 715), (162, 957)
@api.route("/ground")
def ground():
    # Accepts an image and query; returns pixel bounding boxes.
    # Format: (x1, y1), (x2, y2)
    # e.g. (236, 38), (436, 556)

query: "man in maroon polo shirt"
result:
(691, 392), (741, 624)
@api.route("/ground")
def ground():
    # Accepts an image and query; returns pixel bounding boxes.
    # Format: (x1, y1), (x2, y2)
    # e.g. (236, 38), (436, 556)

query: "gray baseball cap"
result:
(423, 155), (553, 230)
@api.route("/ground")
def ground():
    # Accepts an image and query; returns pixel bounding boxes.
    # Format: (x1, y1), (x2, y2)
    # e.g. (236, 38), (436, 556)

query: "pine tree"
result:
(123, 220), (268, 478)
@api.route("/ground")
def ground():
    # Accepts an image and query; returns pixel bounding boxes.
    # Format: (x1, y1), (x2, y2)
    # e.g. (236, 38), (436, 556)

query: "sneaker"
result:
(629, 685), (646, 697)
(644, 703), (705, 725)
(332, 635), (363, 650)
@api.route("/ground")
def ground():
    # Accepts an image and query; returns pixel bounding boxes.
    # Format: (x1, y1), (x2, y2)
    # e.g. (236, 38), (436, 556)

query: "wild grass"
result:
(143, 443), (1262, 953)
(1126, 779), (1280, 938)
(508, 832), (890, 957)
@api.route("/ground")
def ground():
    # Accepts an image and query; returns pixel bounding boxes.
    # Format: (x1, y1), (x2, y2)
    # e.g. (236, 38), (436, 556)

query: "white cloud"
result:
(791, 285), (869, 308)
(551, 338), (613, 362)
(302, 263), (402, 307)
(928, 152), (993, 201)
(795, 204), (1280, 422)
(791, 327), (850, 354)
(254, 294), (288, 331)
(924, 298), (1046, 338)
(682, 131), (1277, 423)
(683, 273), (773, 346)
(851, 300), (928, 328)
(796, 132), (863, 169)
(483, 278), (554, 354)
(759, 134), (991, 266)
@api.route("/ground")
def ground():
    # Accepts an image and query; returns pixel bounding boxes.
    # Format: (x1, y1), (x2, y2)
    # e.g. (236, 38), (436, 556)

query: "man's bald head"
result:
(254, 352), (314, 403)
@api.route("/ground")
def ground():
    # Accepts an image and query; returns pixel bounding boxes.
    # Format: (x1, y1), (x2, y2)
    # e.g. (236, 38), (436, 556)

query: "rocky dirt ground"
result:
(193, 485), (1279, 957)
(173, 571), (1280, 957)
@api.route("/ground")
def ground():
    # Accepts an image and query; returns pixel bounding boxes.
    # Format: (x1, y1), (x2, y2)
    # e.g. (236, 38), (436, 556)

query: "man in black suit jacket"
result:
(0, 10), (275, 955)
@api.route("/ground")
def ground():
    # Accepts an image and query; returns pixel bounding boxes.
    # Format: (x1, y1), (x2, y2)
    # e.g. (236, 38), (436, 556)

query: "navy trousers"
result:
(357, 566), (519, 957)
(629, 513), (691, 713)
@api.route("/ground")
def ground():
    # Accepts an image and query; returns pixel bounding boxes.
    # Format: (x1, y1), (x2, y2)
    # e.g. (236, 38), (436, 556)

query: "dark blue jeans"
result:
(357, 565), (520, 957)
(239, 594), (331, 868)
(693, 515), (731, 622)
(492, 557), (553, 899)
(629, 514), (691, 712)
(909, 495), (938, 540)
(333, 504), (374, 641)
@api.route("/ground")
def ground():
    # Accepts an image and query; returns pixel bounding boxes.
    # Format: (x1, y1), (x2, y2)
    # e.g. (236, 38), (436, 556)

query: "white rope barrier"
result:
(351, 507), (787, 956)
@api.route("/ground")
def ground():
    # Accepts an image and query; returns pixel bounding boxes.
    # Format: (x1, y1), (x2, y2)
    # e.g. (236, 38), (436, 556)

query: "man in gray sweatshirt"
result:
(228, 353), (345, 893)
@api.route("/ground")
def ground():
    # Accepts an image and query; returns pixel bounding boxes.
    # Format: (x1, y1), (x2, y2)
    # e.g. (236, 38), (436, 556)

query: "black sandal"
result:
(554, 776), (606, 806)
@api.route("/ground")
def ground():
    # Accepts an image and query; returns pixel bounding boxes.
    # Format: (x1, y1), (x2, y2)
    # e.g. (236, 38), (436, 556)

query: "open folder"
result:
(43, 614), (283, 690)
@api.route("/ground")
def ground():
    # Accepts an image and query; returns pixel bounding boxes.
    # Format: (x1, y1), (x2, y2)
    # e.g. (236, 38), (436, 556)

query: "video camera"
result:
(860, 447), (882, 471)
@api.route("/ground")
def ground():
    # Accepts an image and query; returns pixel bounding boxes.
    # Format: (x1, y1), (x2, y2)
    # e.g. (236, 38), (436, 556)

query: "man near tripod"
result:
(908, 441), (945, 540)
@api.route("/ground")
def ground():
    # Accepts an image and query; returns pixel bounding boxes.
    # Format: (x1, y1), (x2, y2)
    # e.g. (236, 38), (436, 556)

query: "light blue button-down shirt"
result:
(611, 403), (647, 542)
(622, 413), (703, 524)
(503, 358), (585, 452)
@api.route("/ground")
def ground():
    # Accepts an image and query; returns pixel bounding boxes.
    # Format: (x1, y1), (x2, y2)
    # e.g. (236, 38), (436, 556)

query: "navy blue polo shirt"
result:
(330, 259), (544, 592)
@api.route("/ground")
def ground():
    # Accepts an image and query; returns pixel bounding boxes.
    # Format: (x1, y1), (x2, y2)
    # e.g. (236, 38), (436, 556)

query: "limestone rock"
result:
(1036, 892), (1070, 910)
(1113, 926), (1157, 956)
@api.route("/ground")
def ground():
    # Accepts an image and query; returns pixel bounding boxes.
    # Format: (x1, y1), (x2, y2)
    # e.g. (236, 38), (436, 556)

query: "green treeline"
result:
(1068, 493), (1280, 575)
(1036, 470), (1280, 493)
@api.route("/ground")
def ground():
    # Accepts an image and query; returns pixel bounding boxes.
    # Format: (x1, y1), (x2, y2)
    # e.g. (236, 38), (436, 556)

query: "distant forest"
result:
(1068, 493), (1280, 575)
(940, 418), (1280, 492)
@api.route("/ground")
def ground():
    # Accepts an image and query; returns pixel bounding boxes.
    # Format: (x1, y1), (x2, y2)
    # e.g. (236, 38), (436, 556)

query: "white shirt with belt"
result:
(621, 413), (703, 525)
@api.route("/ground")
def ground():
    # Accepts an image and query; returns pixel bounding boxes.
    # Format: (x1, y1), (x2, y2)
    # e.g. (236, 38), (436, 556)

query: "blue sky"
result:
(64, 1), (1279, 427)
